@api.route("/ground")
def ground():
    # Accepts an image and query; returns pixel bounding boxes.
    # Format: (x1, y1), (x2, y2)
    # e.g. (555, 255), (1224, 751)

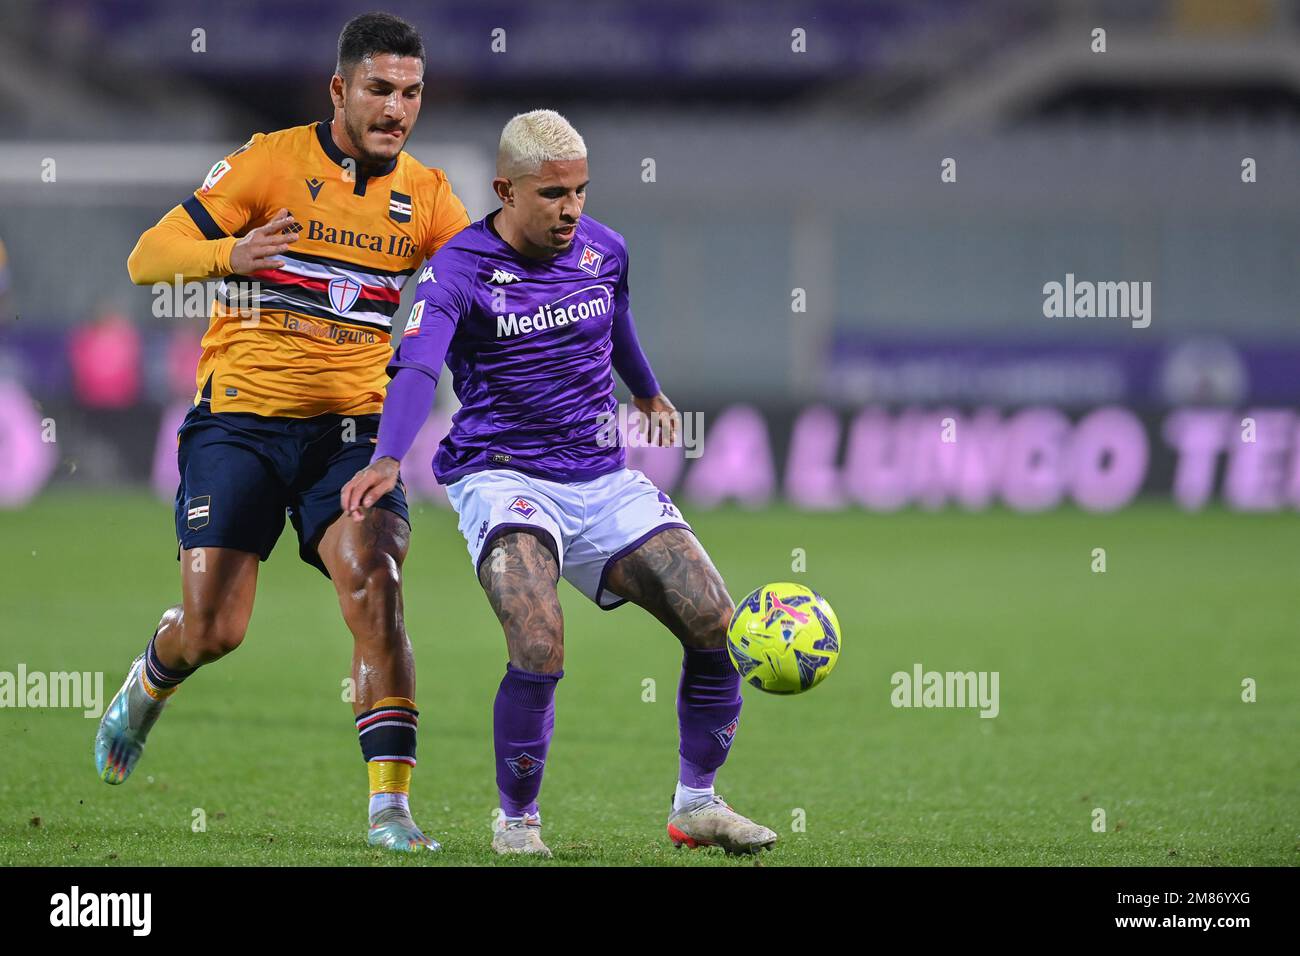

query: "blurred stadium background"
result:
(2, 0), (1299, 510)
(1, 1), (1297, 865)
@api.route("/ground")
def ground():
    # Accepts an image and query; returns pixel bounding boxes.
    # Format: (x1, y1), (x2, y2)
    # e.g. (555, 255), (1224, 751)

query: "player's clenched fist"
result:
(341, 456), (401, 521)
(229, 208), (299, 274)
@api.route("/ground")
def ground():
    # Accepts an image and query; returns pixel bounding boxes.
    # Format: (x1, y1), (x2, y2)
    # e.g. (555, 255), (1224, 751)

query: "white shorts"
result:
(444, 467), (693, 609)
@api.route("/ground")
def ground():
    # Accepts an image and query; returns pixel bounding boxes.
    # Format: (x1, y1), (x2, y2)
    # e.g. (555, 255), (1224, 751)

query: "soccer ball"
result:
(725, 583), (841, 694)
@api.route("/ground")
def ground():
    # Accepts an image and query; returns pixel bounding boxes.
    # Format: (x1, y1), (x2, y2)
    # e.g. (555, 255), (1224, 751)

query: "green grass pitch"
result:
(1, 491), (1296, 866)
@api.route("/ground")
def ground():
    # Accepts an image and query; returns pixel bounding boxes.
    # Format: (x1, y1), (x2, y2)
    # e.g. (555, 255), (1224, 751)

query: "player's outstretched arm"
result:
(342, 261), (465, 519)
(340, 367), (437, 521)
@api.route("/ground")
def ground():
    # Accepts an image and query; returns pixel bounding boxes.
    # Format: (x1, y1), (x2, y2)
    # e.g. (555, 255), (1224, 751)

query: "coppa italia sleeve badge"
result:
(200, 159), (232, 193)
(403, 300), (425, 337)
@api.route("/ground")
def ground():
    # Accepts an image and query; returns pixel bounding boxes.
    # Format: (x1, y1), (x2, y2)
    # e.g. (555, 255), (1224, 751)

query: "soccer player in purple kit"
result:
(341, 110), (777, 857)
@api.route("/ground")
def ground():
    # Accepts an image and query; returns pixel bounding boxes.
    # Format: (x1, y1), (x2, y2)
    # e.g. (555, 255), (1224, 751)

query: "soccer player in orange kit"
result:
(94, 12), (469, 853)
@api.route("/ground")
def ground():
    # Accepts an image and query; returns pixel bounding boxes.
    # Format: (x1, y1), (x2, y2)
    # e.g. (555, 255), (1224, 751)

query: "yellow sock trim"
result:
(364, 697), (416, 794)
(138, 670), (177, 701)
(369, 761), (412, 795)
(372, 696), (416, 710)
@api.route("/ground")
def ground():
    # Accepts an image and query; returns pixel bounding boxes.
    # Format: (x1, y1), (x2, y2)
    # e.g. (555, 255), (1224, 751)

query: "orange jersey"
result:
(164, 121), (467, 417)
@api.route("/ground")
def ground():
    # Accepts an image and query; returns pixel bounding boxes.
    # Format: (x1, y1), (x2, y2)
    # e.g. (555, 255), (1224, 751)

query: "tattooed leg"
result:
(604, 528), (734, 650)
(478, 531), (564, 672)
(605, 528), (743, 800)
(478, 531), (564, 821)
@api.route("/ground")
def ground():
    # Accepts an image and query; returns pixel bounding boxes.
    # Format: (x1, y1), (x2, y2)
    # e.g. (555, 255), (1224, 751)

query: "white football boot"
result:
(667, 794), (778, 855)
(492, 810), (552, 858)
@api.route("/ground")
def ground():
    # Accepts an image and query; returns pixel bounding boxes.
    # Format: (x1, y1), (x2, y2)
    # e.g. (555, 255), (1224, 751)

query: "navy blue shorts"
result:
(173, 403), (409, 577)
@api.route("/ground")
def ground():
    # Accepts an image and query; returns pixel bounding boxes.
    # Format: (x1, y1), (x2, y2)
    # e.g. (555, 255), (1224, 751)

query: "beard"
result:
(343, 111), (402, 167)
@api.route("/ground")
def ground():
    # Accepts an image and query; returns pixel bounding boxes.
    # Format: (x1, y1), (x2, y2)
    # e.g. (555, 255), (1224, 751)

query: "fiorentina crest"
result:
(578, 244), (602, 276)
(505, 752), (545, 778)
(711, 717), (739, 749)
(508, 497), (537, 519)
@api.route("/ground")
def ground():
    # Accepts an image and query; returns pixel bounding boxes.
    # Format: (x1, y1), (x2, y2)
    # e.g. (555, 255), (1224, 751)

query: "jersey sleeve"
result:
(126, 203), (239, 283)
(371, 366), (437, 464)
(127, 134), (267, 283)
(388, 247), (476, 382)
(183, 133), (271, 239)
(610, 246), (661, 398)
(419, 171), (471, 261)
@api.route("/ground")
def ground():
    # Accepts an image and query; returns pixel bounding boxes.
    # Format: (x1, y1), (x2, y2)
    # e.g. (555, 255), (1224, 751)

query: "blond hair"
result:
(497, 109), (587, 178)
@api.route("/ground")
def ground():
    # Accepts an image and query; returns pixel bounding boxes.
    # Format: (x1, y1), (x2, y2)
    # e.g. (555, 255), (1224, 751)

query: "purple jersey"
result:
(387, 211), (659, 484)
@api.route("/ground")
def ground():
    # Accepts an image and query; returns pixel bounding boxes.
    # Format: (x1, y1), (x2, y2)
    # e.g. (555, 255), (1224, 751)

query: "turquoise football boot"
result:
(368, 806), (441, 852)
(94, 655), (170, 785)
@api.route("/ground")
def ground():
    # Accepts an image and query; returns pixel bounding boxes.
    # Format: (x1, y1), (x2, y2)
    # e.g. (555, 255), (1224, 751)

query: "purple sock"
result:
(677, 647), (742, 788)
(494, 663), (562, 817)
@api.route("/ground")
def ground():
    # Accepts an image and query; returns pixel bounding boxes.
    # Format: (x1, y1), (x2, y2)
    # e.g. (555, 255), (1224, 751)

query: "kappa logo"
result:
(507, 497), (537, 519)
(419, 265), (436, 284)
(305, 177), (324, 201)
(488, 269), (521, 284)
(475, 518), (489, 546)
(578, 245), (603, 276)
(505, 752), (545, 778)
(328, 276), (362, 314)
(711, 717), (739, 749)
(186, 495), (211, 530)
